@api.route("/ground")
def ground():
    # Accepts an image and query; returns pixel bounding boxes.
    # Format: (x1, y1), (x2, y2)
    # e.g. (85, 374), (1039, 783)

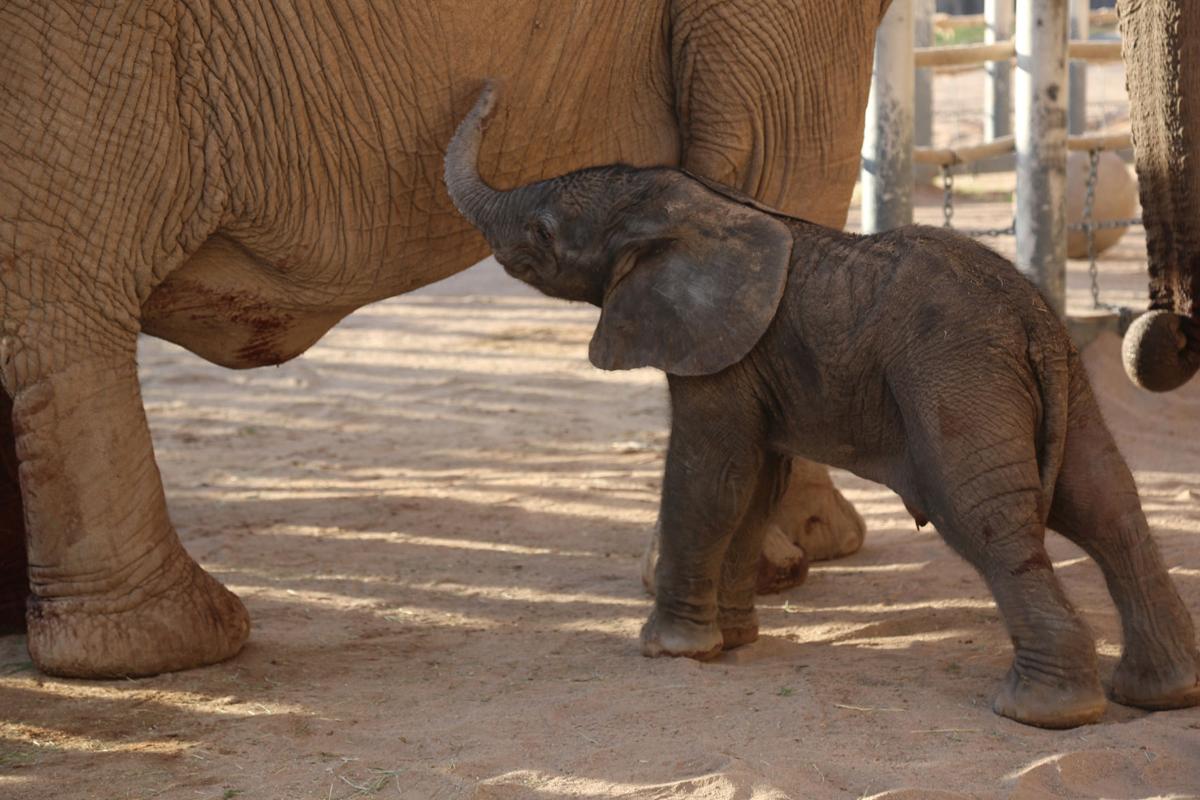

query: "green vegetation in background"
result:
(935, 24), (984, 47)
(933, 20), (1118, 48)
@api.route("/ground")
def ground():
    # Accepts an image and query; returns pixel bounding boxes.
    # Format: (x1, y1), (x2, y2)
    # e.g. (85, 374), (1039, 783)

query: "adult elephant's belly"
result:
(141, 234), (355, 369)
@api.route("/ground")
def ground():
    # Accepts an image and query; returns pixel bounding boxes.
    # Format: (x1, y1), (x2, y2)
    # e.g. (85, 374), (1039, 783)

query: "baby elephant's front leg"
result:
(642, 384), (770, 660)
(716, 452), (791, 649)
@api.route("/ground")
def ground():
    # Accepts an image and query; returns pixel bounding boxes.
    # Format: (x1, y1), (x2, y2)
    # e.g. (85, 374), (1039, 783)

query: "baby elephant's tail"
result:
(1031, 334), (1072, 521)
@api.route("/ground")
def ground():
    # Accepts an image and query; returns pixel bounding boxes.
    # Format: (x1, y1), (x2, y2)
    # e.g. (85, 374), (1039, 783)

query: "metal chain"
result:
(1071, 148), (1143, 313)
(1082, 148), (1102, 310)
(932, 149), (1138, 323)
(958, 221), (1017, 238)
(938, 162), (1014, 237)
(1067, 217), (1143, 231)
(940, 165), (954, 228)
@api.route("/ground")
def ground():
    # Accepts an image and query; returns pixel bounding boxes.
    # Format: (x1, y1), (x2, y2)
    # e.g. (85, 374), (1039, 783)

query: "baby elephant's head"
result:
(444, 83), (794, 377)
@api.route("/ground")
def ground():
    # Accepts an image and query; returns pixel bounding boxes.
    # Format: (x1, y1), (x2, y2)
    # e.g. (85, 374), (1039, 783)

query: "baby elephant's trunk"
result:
(443, 82), (522, 242)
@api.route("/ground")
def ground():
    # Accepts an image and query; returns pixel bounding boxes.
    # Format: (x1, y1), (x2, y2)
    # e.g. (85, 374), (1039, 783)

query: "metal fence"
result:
(861, 0), (1140, 342)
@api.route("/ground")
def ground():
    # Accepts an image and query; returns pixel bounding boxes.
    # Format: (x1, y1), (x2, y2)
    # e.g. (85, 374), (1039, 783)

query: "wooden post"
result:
(1014, 0), (1068, 315)
(861, 0), (914, 233)
(914, 0), (935, 150)
(984, 0), (1013, 141)
(1068, 0), (1089, 134)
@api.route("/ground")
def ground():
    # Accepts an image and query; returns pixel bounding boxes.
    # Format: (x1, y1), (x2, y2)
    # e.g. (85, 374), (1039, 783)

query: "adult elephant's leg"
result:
(0, 0), (245, 674)
(764, 458), (865, 564)
(1048, 365), (1199, 709)
(642, 378), (766, 660)
(0, 388), (28, 633)
(664, 0), (884, 588)
(8, 330), (248, 677)
(640, 471), (817, 598)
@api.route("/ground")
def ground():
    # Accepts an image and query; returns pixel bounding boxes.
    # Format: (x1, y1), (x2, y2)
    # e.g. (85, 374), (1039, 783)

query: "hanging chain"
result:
(932, 147), (1139, 324)
(1082, 148), (1102, 310)
(940, 165), (954, 228)
(958, 220), (1017, 237)
(1068, 148), (1143, 313)
(939, 162), (1014, 237)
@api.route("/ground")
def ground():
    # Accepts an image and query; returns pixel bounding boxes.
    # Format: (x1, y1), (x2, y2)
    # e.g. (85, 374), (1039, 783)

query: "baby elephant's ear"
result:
(588, 175), (793, 376)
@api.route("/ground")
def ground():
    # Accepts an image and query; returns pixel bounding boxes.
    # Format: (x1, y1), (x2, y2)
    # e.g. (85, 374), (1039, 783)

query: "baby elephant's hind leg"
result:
(1048, 373), (1200, 710)
(942, 507), (1105, 728)
(910, 425), (1105, 728)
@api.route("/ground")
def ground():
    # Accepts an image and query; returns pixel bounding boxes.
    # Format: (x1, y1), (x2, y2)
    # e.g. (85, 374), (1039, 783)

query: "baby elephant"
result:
(444, 86), (1200, 729)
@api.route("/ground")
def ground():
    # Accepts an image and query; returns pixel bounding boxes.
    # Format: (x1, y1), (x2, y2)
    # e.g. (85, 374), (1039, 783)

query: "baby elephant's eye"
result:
(529, 218), (554, 246)
(640, 237), (673, 258)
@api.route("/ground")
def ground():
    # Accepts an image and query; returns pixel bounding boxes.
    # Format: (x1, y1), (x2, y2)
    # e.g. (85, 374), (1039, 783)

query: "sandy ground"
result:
(1, 192), (1198, 799)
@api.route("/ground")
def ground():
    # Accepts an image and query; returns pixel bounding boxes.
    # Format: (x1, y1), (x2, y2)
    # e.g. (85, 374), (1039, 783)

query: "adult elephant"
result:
(1119, 0), (1200, 390)
(0, 0), (886, 678)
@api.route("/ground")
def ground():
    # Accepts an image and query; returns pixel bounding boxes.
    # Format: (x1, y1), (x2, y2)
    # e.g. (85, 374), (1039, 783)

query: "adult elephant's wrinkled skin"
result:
(1119, 0), (1200, 387)
(0, 1), (887, 677)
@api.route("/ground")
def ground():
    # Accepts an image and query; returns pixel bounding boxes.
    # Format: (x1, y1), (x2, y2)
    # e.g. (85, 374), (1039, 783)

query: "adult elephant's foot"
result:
(643, 524), (790, 596)
(760, 460), (864, 590)
(640, 609), (722, 661)
(27, 552), (249, 678)
(1111, 652), (1200, 711)
(717, 605), (759, 650)
(640, 461), (860, 598)
(755, 526), (809, 595)
(992, 665), (1107, 729)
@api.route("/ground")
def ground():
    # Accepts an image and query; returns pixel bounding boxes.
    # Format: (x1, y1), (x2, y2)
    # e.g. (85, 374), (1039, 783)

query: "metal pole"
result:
(1015, 0), (1068, 316)
(984, 0), (1013, 141)
(1068, 0), (1089, 134)
(914, 0), (934, 149)
(861, 0), (913, 234)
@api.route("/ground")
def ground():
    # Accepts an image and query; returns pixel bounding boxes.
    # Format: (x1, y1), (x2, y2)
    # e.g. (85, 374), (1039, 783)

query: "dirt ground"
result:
(1, 190), (1198, 799)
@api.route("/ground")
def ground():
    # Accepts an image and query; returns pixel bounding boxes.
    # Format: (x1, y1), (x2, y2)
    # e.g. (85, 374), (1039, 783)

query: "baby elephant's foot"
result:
(640, 609), (722, 661)
(717, 605), (759, 650)
(1111, 653), (1200, 711)
(992, 666), (1107, 729)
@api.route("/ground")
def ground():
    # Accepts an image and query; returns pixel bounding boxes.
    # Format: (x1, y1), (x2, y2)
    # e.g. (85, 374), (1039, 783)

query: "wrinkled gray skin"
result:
(446, 87), (1200, 729)
(1119, 0), (1200, 390)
